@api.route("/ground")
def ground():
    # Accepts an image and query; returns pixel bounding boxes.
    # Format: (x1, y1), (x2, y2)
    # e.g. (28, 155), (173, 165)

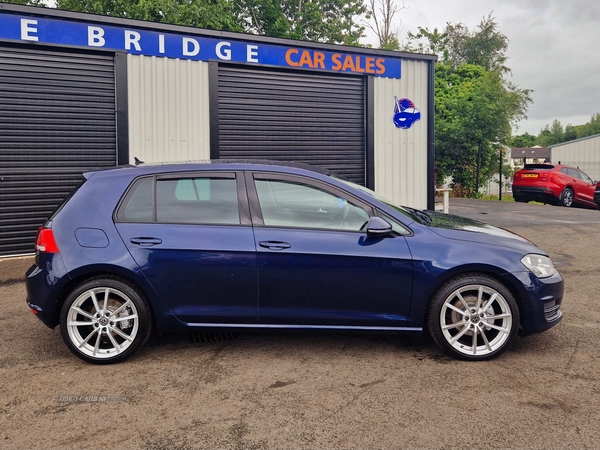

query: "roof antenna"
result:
(134, 157), (144, 166)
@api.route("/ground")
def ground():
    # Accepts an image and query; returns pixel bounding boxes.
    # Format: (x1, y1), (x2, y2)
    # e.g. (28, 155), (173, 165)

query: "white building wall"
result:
(126, 54), (432, 207)
(550, 134), (600, 181)
(373, 60), (429, 209)
(127, 55), (211, 164)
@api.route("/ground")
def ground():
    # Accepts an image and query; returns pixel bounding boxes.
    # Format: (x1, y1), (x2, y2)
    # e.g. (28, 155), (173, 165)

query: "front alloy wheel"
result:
(60, 277), (152, 364)
(428, 274), (519, 361)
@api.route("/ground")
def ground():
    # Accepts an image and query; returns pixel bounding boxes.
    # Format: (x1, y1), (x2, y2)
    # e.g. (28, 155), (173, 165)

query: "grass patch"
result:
(480, 194), (515, 202)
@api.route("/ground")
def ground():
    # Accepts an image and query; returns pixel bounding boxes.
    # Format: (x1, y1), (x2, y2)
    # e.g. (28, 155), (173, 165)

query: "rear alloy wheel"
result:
(560, 187), (574, 207)
(427, 274), (519, 361)
(60, 277), (152, 364)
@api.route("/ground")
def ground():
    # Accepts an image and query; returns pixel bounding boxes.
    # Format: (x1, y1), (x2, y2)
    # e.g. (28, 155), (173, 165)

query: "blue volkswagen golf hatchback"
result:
(26, 161), (563, 364)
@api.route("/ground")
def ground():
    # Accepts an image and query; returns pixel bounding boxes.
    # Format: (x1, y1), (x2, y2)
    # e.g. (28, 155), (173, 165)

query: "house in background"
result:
(511, 146), (550, 165)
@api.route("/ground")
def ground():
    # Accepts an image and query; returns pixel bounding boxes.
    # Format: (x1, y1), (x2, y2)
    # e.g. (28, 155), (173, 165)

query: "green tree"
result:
(563, 124), (578, 142)
(509, 132), (536, 148)
(407, 15), (532, 197)
(0, 0), (46, 6)
(580, 113), (600, 137)
(532, 113), (600, 146)
(55, 0), (243, 31)
(56, 0), (368, 43)
(406, 14), (509, 73)
(434, 64), (530, 196)
(536, 119), (564, 147)
(234, 0), (367, 45)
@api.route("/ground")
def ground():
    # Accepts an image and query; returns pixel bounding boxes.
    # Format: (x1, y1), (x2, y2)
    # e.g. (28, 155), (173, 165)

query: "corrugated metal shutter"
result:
(217, 65), (366, 184)
(0, 45), (117, 257)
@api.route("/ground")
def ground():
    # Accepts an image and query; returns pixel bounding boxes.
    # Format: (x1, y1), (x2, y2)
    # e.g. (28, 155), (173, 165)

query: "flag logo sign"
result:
(393, 97), (421, 129)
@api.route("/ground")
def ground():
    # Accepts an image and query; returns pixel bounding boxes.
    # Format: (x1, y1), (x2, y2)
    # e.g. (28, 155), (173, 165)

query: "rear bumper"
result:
(25, 253), (70, 329)
(512, 186), (557, 204)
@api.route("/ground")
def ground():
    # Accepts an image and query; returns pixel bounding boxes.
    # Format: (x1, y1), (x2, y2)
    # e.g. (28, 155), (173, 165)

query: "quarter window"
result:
(116, 177), (153, 222)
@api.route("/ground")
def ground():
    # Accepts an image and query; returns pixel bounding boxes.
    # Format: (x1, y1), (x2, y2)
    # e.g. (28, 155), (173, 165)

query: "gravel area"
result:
(1, 199), (599, 449)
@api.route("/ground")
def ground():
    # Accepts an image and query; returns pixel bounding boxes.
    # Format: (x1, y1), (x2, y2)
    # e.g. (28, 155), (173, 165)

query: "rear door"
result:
(247, 172), (414, 328)
(114, 171), (258, 324)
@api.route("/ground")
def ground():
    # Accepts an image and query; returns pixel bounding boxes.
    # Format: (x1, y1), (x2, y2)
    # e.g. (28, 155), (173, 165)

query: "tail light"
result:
(35, 226), (60, 253)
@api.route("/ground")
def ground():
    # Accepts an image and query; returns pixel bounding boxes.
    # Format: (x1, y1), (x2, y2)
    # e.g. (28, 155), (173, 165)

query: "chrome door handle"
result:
(259, 241), (291, 250)
(131, 237), (163, 246)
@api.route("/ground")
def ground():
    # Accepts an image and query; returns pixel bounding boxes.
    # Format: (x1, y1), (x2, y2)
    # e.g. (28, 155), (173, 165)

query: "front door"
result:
(249, 173), (414, 328)
(572, 168), (597, 206)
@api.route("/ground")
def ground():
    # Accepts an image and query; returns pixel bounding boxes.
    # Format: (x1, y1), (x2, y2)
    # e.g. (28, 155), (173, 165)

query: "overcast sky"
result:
(366, 0), (600, 136)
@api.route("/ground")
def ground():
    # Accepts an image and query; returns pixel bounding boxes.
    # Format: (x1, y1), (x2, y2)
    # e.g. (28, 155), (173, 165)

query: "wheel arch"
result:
(423, 270), (522, 360)
(50, 265), (159, 329)
(560, 185), (575, 204)
(420, 265), (527, 333)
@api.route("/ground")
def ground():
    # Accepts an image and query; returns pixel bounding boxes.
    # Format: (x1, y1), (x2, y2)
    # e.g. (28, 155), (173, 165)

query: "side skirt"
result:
(184, 323), (422, 332)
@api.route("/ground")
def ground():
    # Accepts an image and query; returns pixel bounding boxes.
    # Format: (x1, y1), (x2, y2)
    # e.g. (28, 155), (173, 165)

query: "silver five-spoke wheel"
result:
(428, 274), (519, 361)
(60, 278), (151, 364)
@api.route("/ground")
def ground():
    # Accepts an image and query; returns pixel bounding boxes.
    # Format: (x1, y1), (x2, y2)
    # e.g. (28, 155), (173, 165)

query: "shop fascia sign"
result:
(0, 13), (402, 78)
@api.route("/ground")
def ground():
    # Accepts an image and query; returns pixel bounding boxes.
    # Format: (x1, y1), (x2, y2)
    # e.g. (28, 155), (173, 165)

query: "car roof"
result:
(84, 159), (332, 179)
(522, 163), (571, 171)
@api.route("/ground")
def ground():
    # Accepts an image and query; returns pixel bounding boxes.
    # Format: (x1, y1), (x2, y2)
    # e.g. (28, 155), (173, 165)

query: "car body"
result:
(26, 161), (564, 364)
(513, 163), (598, 209)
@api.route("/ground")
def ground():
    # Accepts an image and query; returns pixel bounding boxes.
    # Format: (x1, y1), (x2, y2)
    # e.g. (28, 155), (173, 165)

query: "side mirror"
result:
(366, 216), (393, 237)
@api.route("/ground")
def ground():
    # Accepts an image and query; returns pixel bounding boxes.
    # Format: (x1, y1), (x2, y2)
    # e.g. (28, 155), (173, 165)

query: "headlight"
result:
(521, 254), (556, 278)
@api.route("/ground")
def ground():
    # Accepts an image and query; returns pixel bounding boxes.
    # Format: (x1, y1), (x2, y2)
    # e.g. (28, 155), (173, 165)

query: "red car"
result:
(513, 164), (599, 209)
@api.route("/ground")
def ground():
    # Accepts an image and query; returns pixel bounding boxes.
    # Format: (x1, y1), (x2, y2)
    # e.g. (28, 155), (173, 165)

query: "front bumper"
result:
(504, 270), (564, 336)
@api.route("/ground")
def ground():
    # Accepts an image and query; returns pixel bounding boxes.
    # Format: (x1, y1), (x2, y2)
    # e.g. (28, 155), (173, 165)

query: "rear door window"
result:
(157, 177), (240, 224)
(566, 168), (580, 179)
(116, 174), (241, 225)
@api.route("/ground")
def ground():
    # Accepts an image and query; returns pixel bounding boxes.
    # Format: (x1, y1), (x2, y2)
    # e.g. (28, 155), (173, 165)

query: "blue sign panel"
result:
(0, 14), (402, 78)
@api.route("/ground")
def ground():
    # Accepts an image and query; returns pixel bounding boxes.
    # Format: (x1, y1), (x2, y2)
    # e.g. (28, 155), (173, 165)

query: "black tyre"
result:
(560, 187), (574, 207)
(427, 274), (519, 361)
(59, 277), (152, 364)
